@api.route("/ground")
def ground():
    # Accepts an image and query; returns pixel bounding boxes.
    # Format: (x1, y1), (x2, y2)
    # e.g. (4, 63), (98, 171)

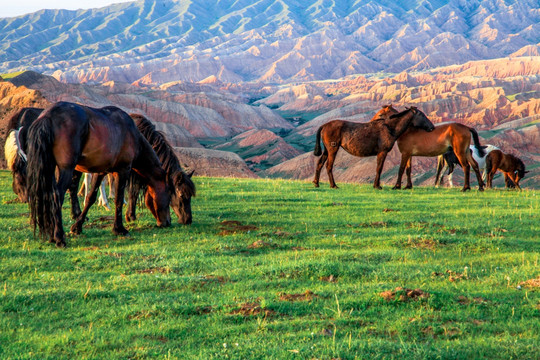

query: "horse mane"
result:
(131, 114), (196, 197)
(389, 108), (412, 119)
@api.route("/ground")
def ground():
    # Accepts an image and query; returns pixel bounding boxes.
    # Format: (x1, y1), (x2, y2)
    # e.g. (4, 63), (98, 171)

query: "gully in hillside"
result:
(313, 106), (435, 189)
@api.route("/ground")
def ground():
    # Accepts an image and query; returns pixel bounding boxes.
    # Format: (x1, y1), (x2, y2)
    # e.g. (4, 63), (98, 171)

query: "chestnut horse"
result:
(126, 114), (196, 225)
(26, 102), (171, 247)
(313, 106), (435, 189)
(394, 122), (486, 192)
(485, 150), (528, 190)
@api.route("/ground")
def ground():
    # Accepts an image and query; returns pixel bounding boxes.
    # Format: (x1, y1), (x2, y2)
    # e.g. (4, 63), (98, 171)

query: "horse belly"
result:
(78, 129), (135, 172)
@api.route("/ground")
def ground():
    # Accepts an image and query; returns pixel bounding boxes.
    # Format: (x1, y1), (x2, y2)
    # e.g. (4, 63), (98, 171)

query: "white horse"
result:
(78, 173), (115, 211)
(435, 145), (499, 187)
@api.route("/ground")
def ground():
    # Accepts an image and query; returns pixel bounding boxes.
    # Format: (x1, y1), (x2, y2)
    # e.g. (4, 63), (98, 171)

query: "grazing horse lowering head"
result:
(127, 114), (196, 225)
(170, 170), (196, 224)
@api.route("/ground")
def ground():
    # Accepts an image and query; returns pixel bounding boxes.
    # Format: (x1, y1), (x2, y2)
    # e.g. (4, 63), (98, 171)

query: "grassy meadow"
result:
(0, 170), (538, 359)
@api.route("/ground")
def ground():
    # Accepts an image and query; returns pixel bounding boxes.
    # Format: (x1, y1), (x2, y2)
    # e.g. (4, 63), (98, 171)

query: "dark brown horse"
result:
(126, 114), (196, 225)
(27, 102), (171, 247)
(394, 122), (486, 191)
(485, 150), (528, 190)
(313, 106), (435, 189)
(4, 107), (85, 219)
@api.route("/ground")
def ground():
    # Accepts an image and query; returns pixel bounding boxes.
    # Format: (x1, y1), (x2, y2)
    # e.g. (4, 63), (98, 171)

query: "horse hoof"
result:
(374, 186), (382, 190)
(70, 224), (82, 235)
(113, 228), (129, 236)
(55, 240), (66, 248)
(461, 187), (471, 192)
(404, 185), (413, 190)
(331, 185), (339, 189)
(392, 186), (401, 190)
(478, 187), (484, 192)
(312, 181), (319, 188)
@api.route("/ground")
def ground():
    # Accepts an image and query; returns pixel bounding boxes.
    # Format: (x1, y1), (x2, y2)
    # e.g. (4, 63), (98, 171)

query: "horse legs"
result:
(467, 151), (484, 191)
(68, 171), (83, 220)
(506, 172), (522, 190)
(393, 153), (410, 189)
(404, 158), (413, 189)
(448, 172), (454, 188)
(454, 151), (471, 192)
(97, 181), (110, 210)
(434, 156), (444, 187)
(112, 170), (130, 236)
(313, 149), (328, 187)
(325, 147), (339, 188)
(53, 168), (75, 247)
(70, 174), (105, 235)
(373, 151), (388, 189)
(125, 173), (141, 222)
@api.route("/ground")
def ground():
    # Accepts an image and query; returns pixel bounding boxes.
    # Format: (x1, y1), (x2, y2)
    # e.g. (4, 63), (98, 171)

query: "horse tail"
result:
(313, 126), (323, 156)
(27, 116), (58, 240)
(469, 128), (485, 158)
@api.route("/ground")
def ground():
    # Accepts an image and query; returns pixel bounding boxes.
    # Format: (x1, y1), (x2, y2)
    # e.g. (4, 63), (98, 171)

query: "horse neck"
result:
(135, 140), (167, 185)
(385, 111), (414, 139)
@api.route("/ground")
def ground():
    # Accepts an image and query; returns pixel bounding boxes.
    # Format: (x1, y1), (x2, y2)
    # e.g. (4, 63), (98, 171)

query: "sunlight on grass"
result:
(0, 171), (538, 359)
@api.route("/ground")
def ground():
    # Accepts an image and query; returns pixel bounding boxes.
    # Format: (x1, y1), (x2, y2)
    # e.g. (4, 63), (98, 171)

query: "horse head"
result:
(409, 107), (435, 132)
(170, 170), (196, 225)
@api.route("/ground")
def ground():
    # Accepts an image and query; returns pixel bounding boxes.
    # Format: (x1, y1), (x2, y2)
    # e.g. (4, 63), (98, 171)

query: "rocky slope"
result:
(1, 0), (538, 84)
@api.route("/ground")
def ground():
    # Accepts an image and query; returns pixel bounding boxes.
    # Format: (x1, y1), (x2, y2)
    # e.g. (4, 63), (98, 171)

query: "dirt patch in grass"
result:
(90, 216), (115, 229)
(102, 251), (124, 258)
(218, 220), (258, 235)
(432, 270), (467, 282)
(144, 335), (168, 343)
(200, 275), (227, 285)
(380, 287), (429, 302)
(404, 237), (442, 250)
(319, 275), (338, 282)
(5, 198), (22, 204)
(457, 296), (488, 305)
(356, 221), (387, 229)
(519, 277), (540, 289)
(229, 301), (275, 317)
(383, 208), (398, 213)
(80, 246), (99, 251)
(128, 310), (160, 320)
(136, 267), (171, 274)
(279, 290), (318, 302)
(248, 240), (278, 249)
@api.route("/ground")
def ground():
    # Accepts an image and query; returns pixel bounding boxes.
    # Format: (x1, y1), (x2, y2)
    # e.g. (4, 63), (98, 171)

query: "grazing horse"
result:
(126, 114), (196, 225)
(435, 144), (499, 187)
(485, 150), (528, 190)
(394, 122), (486, 192)
(313, 106), (435, 189)
(4, 107), (84, 219)
(26, 102), (171, 247)
(4, 107), (45, 202)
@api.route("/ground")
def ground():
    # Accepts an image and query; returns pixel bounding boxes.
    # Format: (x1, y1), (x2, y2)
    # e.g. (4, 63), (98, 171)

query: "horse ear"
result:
(524, 170), (530, 174)
(188, 170), (195, 178)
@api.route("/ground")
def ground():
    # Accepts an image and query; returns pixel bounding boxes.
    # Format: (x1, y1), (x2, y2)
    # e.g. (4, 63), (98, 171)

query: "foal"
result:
(485, 150), (528, 190)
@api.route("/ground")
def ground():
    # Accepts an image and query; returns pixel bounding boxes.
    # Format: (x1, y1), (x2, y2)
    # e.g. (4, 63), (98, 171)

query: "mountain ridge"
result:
(1, 0), (538, 84)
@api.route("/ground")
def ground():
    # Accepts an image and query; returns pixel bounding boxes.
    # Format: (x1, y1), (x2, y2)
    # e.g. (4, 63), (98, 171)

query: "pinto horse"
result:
(4, 107), (45, 202)
(485, 150), (528, 190)
(26, 102), (171, 247)
(313, 106), (435, 189)
(393, 122), (486, 191)
(126, 114), (196, 225)
(435, 144), (499, 187)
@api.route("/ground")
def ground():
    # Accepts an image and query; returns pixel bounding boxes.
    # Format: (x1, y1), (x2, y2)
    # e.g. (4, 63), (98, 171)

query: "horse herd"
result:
(3, 102), (528, 248)
(313, 105), (528, 191)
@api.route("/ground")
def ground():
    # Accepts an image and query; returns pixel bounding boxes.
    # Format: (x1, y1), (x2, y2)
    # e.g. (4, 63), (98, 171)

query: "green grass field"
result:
(0, 170), (538, 359)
